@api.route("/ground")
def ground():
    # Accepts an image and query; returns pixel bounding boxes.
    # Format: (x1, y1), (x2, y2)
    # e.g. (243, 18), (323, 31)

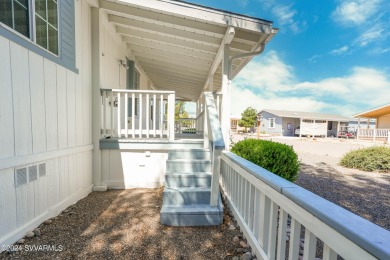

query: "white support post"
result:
(221, 44), (231, 149)
(373, 126), (377, 142)
(299, 118), (302, 137)
(357, 117), (361, 140)
(91, 7), (103, 188)
(168, 94), (175, 141)
(337, 121), (340, 137)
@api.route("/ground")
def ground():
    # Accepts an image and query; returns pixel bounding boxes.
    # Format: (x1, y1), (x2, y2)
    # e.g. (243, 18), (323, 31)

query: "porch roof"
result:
(99, 0), (277, 101)
(259, 109), (351, 122)
(353, 103), (390, 118)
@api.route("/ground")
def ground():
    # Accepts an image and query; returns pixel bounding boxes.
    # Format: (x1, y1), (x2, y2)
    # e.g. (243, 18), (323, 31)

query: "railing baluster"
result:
(117, 92), (121, 137)
(153, 94), (156, 137)
(276, 209), (288, 260)
(248, 184), (255, 231)
(131, 93), (135, 138)
(124, 93), (128, 138)
(303, 229), (316, 260)
(102, 91), (107, 136)
(259, 193), (270, 251)
(146, 94), (150, 138)
(253, 189), (261, 239)
(267, 202), (278, 260)
(160, 94), (163, 138)
(289, 218), (302, 260)
(110, 91), (114, 136)
(139, 93), (142, 138)
(323, 244), (337, 260)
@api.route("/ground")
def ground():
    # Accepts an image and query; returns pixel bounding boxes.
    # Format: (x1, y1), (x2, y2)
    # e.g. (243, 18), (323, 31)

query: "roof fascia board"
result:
(352, 104), (390, 118)
(111, 0), (273, 33)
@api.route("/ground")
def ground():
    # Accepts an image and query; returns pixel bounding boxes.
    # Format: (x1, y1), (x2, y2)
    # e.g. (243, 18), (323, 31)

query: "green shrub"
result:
(340, 146), (390, 172)
(231, 139), (300, 182)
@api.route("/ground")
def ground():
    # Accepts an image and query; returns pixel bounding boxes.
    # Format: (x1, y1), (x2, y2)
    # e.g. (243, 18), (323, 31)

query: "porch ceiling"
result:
(100, 0), (277, 101)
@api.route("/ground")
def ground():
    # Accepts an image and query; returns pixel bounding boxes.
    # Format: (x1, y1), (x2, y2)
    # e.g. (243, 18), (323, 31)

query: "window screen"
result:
(0, 0), (30, 37)
(35, 0), (58, 55)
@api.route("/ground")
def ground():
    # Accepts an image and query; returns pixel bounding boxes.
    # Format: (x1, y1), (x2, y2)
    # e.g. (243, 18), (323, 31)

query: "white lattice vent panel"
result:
(15, 162), (46, 187)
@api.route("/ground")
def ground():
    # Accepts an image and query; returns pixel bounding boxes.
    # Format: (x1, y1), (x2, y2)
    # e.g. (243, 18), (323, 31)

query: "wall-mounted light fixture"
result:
(120, 60), (129, 69)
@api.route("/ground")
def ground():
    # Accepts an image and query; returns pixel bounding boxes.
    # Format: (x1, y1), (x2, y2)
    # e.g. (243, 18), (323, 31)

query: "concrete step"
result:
(168, 149), (210, 160)
(162, 187), (212, 206)
(166, 159), (211, 173)
(165, 173), (212, 188)
(160, 202), (223, 226)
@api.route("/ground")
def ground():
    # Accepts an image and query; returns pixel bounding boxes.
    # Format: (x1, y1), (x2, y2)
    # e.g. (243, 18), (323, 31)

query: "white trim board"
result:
(0, 145), (93, 171)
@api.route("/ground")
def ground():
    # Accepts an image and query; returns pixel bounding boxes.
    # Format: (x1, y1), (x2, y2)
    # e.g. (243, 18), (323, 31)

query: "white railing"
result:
(219, 152), (390, 260)
(175, 112), (204, 135)
(203, 92), (225, 206)
(100, 89), (175, 141)
(357, 128), (390, 141)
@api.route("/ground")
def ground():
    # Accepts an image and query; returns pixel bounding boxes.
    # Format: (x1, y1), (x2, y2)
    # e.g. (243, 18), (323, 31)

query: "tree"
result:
(175, 101), (189, 120)
(238, 107), (257, 132)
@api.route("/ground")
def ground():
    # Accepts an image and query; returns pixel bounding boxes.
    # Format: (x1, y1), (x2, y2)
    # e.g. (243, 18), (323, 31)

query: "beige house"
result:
(354, 104), (390, 142)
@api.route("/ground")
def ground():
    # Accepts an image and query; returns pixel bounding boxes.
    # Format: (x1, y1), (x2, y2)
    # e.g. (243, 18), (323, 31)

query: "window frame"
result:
(269, 118), (275, 128)
(0, 0), (60, 56)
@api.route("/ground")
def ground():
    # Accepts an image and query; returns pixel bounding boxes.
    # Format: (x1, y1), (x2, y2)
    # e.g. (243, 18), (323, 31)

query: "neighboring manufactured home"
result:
(1, 1), (389, 259)
(354, 103), (390, 142)
(258, 109), (351, 137)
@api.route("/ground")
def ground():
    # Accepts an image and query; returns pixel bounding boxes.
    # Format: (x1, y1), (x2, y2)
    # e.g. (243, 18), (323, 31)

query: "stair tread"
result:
(161, 204), (222, 214)
(165, 172), (212, 175)
(167, 159), (210, 162)
(164, 187), (211, 192)
(169, 149), (210, 152)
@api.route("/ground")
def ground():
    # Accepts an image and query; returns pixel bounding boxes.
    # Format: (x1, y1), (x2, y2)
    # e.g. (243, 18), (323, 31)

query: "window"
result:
(0, 0), (58, 55)
(0, 0), (30, 37)
(269, 118), (275, 128)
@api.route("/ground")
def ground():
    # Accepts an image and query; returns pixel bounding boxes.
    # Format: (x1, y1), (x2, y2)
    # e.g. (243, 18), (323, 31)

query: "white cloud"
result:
(234, 51), (295, 92)
(330, 45), (349, 55)
(237, 0), (249, 8)
(232, 51), (390, 116)
(271, 4), (307, 34)
(354, 24), (385, 47)
(331, 0), (382, 26)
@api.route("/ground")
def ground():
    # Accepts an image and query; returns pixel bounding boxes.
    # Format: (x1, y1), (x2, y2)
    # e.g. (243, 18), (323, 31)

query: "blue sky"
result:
(186, 0), (390, 117)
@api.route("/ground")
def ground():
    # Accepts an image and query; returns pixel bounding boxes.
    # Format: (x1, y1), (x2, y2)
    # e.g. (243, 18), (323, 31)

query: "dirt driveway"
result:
(231, 135), (390, 231)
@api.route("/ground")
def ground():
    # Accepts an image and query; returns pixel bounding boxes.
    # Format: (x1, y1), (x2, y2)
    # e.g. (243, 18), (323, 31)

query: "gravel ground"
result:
(232, 134), (390, 231)
(1, 188), (248, 260)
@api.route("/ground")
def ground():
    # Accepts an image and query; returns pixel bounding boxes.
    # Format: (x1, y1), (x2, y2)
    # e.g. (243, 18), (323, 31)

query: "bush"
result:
(340, 146), (390, 172)
(231, 139), (300, 182)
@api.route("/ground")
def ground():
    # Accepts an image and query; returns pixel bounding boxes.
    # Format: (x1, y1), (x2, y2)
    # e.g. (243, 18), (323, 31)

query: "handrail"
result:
(100, 89), (175, 94)
(204, 92), (225, 207)
(220, 151), (390, 260)
(204, 92), (225, 149)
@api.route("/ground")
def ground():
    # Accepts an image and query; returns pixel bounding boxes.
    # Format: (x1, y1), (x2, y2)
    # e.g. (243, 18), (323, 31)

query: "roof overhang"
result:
(99, 0), (277, 101)
(353, 104), (390, 118)
(259, 110), (351, 122)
